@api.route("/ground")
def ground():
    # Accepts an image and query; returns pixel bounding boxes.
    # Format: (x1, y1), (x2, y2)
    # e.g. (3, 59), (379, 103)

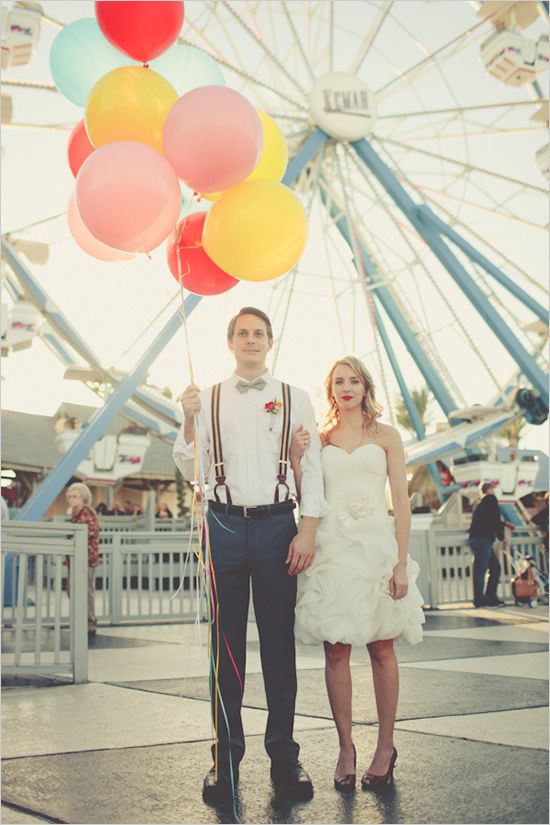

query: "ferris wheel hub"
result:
(310, 72), (376, 141)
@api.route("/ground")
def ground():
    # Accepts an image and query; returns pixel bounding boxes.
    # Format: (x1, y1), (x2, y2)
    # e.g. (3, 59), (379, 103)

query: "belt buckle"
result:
(243, 505), (251, 519)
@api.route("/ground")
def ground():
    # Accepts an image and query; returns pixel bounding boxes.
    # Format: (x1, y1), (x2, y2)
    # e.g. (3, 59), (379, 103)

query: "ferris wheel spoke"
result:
(375, 135), (547, 194)
(349, 0), (393, 74)
(178, 37), (308, 111)
(375, 17), (489, 103)
(380, 99), (550, 121)
(219, 0), (310, 100)
(279, 0), (316, 82)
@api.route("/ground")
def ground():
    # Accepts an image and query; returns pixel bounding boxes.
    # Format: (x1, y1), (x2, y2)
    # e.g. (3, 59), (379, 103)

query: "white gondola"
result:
(0, 299), (43, 355)
(480, 28), (549, 85)
(0, 1), (42, 69)
(55, 429), (152, 484)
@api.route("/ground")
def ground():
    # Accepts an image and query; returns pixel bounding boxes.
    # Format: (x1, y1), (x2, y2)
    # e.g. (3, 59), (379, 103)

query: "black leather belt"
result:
(208, 500), (296, 519)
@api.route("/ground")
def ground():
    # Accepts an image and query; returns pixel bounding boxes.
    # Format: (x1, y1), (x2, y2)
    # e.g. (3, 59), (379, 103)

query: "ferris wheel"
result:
(1, 0), (548, 517)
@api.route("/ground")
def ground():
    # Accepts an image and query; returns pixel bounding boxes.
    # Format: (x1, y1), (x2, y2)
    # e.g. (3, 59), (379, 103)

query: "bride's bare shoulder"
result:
(319, 428), (335, 447)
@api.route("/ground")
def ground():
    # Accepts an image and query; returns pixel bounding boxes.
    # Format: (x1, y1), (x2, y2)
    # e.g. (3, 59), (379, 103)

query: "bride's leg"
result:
(324, 641), (355, 776)
(366, 639), (398, 774)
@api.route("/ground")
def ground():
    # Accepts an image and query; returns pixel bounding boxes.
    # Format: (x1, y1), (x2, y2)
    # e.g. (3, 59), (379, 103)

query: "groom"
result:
(173, 307), (325, 803)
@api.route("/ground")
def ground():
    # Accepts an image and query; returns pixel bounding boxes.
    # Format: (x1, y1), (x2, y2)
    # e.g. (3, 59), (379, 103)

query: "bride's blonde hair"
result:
(323, 356), (383, 431)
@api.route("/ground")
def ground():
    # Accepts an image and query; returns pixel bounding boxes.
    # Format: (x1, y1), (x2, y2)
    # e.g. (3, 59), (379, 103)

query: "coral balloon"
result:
(86, 66), (178, 154)
(49, 18), (128, 107)
(67, 192), (134, 262)
(203, 180), (308, 282)
(67, 121), (95, 178)
(163, 86), (263, 193)
(151, 43), (225, 96)
(166, 212), (238, 296)
(76, 141), (181, 254)
(95, 1), (184, 63)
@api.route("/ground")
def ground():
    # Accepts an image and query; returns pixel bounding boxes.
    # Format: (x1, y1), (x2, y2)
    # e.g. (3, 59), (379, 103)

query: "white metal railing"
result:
(1, 521), (88, 683)
(433, 527), (547, 608)
(36, 530), (205, 624)
(95, 532), (205, 623)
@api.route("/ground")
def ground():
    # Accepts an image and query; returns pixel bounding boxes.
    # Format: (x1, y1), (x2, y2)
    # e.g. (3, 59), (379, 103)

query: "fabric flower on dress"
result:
(337, 493), (376, 527)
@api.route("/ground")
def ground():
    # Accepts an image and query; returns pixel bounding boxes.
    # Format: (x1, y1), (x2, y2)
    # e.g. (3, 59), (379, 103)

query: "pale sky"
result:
(1, 0), (548, 453)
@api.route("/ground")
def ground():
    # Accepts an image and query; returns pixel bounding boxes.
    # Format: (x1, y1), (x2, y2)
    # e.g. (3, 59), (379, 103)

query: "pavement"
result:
(1, 603), (548, 825)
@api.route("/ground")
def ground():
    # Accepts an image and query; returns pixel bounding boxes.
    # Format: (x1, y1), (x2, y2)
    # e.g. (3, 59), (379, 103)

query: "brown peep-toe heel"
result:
(334, 744), (356, 791)
(361, 747), (397, 789)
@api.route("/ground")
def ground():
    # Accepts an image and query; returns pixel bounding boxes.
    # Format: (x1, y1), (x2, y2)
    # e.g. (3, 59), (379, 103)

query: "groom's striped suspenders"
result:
(210, 381), (292, 505)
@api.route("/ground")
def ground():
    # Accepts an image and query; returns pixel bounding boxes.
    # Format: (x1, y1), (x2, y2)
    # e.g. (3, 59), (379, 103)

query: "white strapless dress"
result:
(295, 444), (425, 646)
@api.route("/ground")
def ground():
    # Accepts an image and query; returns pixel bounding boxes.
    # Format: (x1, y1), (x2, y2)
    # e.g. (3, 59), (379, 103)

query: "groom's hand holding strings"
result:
(286, 517), (317, 576)
(181, 383), (201, 443)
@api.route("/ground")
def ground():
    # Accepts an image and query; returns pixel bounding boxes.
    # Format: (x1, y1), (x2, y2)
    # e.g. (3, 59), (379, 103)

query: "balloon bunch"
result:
(54, 0), (308, 295)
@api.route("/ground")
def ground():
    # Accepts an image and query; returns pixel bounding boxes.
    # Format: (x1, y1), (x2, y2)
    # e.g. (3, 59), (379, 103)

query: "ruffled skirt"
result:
(295, 514), (425, 646)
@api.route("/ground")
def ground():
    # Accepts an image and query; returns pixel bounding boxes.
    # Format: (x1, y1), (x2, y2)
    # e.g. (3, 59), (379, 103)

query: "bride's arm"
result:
(290, 426), (311, 501)
(386, 427), (410, 599)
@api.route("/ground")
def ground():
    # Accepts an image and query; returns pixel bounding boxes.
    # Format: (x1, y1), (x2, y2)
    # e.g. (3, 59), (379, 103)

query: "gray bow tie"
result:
(236, 377), (267, 393)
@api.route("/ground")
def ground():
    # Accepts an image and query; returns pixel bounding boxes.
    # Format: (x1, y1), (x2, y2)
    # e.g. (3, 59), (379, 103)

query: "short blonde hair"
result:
(66, 482), (92, 505)
(323, 356), (383, 430)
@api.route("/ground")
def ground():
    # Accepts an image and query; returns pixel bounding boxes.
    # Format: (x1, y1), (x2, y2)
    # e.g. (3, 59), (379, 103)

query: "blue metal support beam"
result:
(15, 130), (328, 520)
(18, 297), (201, 520)
(417, 205), (548, 325)
(372, 302), (447, 499)
(319, 178), (458, 416)
(283, 128), (329, 184)
(351, 138), (549, 407)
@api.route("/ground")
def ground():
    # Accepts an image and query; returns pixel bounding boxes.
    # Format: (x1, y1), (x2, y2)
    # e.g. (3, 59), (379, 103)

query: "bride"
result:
(291, 356), (425, 791)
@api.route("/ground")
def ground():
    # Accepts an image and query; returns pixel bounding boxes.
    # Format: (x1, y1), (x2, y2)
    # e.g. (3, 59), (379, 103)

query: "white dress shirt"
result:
(173, 371), (327, 518)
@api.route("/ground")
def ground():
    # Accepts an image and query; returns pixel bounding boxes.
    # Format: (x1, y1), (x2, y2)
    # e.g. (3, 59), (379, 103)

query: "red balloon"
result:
(166, 212), (238, 296)
(95, 1), (184, 63)
(67, 120), (94, 178)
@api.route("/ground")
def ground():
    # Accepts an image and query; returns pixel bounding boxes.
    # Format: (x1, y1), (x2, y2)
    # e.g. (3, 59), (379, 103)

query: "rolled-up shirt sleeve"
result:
(173, 403), (211, 483)
(294, 391), (328, 519)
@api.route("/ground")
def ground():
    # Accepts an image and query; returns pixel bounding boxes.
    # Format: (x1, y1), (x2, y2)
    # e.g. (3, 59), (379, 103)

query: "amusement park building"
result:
(1, 404), (181, 517)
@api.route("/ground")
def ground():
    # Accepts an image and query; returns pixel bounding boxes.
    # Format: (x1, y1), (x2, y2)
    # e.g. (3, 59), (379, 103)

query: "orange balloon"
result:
(86, 66), (177, 154)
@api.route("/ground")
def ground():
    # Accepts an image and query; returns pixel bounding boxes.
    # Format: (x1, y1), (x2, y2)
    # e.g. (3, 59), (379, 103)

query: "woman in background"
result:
(66, 482), (100, 638)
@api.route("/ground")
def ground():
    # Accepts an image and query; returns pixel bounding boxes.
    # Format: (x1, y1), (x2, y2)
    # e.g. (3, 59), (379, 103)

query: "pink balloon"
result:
(67, 192), (134, 262)
(76, 141), (181, 253)
(163, 86), (263, 193)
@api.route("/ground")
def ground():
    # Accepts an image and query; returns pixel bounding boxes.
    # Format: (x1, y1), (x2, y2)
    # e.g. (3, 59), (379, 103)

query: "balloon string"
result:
(174, 207), (240, 819)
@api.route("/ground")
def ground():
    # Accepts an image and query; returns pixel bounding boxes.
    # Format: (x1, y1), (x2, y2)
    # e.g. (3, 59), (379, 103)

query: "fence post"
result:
(110, 533), (123, 624)
(426, 526), (440, 609)
(72, 525), (88, 684)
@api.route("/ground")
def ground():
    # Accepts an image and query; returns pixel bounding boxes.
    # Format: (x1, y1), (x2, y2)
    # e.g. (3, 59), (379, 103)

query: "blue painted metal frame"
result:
(15, 130), (329, 520)
(417, 205), (548, 324)
(372, 302), (447, 498)
(18, 298), (201, 520)
(351, 139), (549, 407)
(319, 177), (458, 416)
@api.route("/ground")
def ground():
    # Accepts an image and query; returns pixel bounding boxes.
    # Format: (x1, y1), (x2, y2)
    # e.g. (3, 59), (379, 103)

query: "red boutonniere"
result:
(264, 399), (283, 415)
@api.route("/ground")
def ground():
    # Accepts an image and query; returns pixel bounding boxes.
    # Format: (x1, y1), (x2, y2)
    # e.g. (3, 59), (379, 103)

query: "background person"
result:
(468, 482), (507, 608)
(65, 482), (100, 638)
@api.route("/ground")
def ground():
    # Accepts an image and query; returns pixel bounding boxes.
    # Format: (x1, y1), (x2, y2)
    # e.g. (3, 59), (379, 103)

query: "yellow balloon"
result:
(203, 179), (307, 282)
(200, 111), (288, 202)
(86, 66), (178, 155)
(248, 111), (288, 183)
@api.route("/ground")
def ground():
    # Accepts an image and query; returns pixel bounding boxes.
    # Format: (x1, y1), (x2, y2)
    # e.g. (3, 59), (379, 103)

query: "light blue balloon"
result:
(151, 44), (225, 97)
(49, 18), (129, 107)
(180, 184), (212, 217)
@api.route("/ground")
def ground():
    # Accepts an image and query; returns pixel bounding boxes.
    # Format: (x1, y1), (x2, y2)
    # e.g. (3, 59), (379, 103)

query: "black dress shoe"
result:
(486, 598), (505, 607)
(202, 766), (238, 804)
(270, 760), (313, 799)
